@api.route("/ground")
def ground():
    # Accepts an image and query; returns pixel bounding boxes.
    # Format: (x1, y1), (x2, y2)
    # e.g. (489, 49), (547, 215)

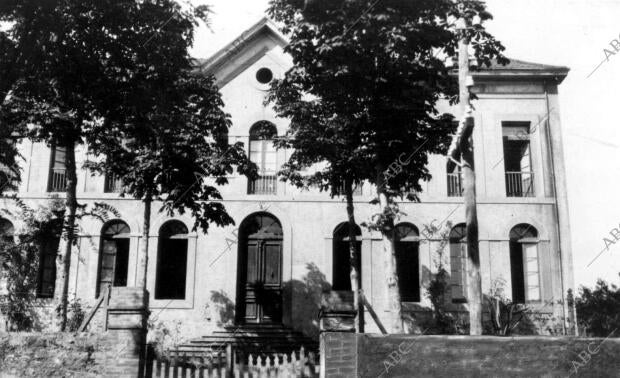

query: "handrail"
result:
(78, 284), (111, 332)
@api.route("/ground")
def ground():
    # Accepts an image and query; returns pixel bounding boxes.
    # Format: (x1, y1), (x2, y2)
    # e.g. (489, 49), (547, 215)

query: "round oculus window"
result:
(256, 67), (273, 84)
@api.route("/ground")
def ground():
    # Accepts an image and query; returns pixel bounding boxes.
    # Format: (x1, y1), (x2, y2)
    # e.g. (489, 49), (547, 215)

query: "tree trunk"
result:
(54, 140), (77, 331)
(376, 169), (403, 333)
(137, 196), (152, 290)
(458, 28), (483, 335)
(344, 179), (363, 332)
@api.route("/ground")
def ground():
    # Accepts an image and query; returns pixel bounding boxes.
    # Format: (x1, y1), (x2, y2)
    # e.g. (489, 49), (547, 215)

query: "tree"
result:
(0, 23), (22, 194)
(575, 276), (620, 337)
(0, 0), (218, 330)
(268, 93), (367, 331)
(268, 0), (506, 332)
(87, 70), (255, 291)
(84, 3), (256, 292)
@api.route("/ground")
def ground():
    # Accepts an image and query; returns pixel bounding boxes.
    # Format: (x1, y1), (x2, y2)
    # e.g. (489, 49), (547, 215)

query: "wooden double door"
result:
(238, 238), (283, 324)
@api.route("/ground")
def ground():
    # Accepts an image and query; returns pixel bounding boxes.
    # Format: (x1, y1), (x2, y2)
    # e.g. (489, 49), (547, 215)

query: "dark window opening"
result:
(37, 238), (58, 298)
(155, 221), (189, 300)
(510, 241), (526, 303)
(256, 68), (273, 84)
(395, 223), (420, 302)
(332, 223), (361, 291)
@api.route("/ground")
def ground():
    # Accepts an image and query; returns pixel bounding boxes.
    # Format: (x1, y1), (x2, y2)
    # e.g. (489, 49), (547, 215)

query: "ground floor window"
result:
(510, 224), (540, 303)
(155, 220), (189, 300)
(395, 223), (420, 302)
(97, 220), (131, 297)
(449, 223), (467, 303)
(332, 223), (361, 291)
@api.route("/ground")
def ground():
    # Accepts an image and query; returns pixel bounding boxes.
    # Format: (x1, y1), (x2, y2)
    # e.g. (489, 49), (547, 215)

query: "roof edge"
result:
(196, 17), (288, 75)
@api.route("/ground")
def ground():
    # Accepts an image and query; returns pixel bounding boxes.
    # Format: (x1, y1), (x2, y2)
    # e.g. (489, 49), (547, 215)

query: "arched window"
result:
(248, 121), (278, 195)
(332, 223), (361, 291)
(449, 223), (467, 302)
(510, 224), (539, 303)
(97, 221), (131, 297)
(0, 218), (14, 244)
(395, 223), (420, 302)
(155, 220), (189, 300)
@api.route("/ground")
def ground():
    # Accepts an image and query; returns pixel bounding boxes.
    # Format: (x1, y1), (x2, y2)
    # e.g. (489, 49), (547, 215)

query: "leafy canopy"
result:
(268, 0), (507, 198)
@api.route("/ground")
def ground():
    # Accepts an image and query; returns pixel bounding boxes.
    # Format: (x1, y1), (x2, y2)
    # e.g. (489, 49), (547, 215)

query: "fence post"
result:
(105, 287), (149, 378)
(319, 291), (358, 378)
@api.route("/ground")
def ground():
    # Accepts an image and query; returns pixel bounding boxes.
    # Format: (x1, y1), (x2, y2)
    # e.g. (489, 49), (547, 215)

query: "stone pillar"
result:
(319, 291), (357, 378)
(106, 287), (149, 378)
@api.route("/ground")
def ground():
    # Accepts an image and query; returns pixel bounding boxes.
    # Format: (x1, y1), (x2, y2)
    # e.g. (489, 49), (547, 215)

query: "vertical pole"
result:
(457, 9), (483, 335)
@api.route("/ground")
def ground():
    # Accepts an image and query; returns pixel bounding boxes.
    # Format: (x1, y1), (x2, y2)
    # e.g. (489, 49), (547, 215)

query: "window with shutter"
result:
(523, 243), (540, 301)
(449, 223), (467, 303)
(509, 224), (540, 303)
(48, 145), (68, 192)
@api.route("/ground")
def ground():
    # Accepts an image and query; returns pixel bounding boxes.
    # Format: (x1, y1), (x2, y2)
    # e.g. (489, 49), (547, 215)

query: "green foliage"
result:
(0, 198), (64, 331)
(575, 276), (620, 337)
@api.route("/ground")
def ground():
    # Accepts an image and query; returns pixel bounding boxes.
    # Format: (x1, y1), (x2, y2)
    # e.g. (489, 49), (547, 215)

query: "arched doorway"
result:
(236, 213), (283, 324)
(97, 220), (131, 297)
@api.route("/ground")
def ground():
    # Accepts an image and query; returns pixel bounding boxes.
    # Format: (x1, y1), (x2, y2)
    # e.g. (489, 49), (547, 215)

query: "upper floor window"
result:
(446, 162), (463, 197)
(48, 145), (67, 192)
(104, 172), (123, 193)
(509, 224), (540, 303)
(502, 122), (534, 197)
(248, 121), (277, 195)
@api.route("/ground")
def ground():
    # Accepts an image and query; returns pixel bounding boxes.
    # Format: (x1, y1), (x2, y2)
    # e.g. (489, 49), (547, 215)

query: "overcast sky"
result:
(189, 0), (620, 289)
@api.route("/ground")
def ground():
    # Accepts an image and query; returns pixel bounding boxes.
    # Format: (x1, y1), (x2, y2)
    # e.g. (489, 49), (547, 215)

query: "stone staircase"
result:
(171, 324), (318, 358)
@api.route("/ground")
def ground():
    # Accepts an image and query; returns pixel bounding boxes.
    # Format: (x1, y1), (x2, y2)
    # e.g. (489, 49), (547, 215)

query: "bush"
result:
(65, 296), (86, 332)
(0, 198), (64, 331)
(575, 276), (620, 337)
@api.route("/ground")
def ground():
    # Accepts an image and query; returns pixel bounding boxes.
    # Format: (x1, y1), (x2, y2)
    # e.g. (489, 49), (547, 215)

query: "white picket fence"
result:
(146, 347), (319, 378)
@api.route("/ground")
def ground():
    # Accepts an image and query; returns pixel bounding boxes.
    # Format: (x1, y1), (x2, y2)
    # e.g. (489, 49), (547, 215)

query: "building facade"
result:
(0, 18), (574, 338)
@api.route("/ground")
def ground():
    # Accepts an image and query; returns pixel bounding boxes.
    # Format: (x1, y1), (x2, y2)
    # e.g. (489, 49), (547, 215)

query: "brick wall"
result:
(322, 333), (620, 377)
(321, 332), (357, 378)
(0, 332), (140, 377)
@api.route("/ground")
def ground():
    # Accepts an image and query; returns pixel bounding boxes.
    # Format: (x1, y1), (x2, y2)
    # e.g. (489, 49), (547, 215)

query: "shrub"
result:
(575, 276), (620, 337)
